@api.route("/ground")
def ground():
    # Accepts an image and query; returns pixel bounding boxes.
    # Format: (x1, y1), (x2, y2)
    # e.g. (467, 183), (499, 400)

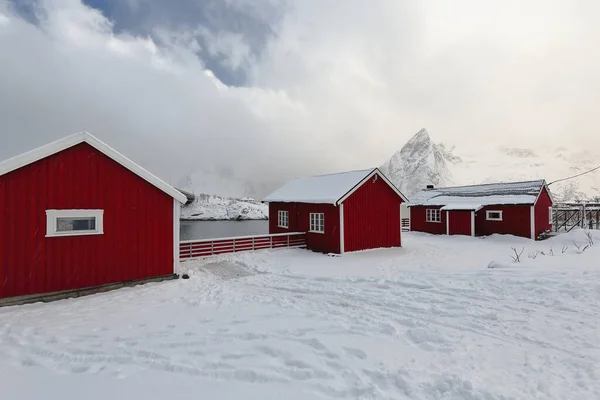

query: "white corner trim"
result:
(46, 209), (104, 237)
(0, 132), (187, 204)
(339, 204), (345, 254)
(486, 210), (503, 221)
(446, 211), (450, 235)
(173, 199), (181, 273)
(336, 168), (409, 205)
(471, 211), (475, 237)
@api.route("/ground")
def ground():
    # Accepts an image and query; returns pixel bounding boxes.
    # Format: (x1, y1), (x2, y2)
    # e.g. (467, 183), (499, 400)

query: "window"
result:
(309, 213), (324, 233)
(426, 209), (441, 223)
(278, 210), (289, 228)
(486, 210), (503, 221)
(46, 209), (104, 237)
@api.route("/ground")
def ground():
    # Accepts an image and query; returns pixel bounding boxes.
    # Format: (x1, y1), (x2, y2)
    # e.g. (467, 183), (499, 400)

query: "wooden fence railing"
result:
(179, 232), (307, 260)
(401, 218), (410, 232)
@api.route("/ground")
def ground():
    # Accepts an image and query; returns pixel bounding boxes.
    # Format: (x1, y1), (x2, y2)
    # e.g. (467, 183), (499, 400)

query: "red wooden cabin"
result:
(0, 132), (187, 303)
(263, 168), (408, 254)
(408, 180), (553, 240)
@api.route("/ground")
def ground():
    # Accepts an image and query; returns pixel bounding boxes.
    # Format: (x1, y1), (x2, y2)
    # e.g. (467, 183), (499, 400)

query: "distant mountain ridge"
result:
(181, 193), (268, 221)
(381, 129), (600, 202)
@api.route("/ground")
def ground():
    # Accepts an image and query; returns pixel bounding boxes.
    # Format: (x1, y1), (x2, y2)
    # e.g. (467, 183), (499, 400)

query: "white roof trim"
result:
(0, 132), (187, 204)
(440, 204), (483, 211)
(336, 168), (408, 205)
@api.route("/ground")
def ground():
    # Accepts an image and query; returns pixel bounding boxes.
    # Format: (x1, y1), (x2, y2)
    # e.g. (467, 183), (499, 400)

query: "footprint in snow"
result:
(343, 347), (367, 360)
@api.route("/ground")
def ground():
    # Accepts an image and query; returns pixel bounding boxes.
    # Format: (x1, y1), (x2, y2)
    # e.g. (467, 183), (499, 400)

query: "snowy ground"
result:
(1, 230), (600, 399)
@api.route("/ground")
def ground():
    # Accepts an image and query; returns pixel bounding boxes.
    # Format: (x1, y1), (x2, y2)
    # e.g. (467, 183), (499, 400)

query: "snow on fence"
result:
(179, 232), (307, 260)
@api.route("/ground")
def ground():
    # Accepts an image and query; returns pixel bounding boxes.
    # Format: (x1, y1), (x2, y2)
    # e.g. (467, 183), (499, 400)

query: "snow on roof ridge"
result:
(0, 131), (187, 203)
(308, 167), (376, 178)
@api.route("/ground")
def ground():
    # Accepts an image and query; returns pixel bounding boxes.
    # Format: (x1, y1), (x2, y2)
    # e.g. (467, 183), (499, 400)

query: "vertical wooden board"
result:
(343, 174), (401, 252)
(0, 178), (7, 297)
(534, 187), (553, 238)
(448, 211), (472, 236)
(477, 205), (531, 239)
(409, 206), (446, 235)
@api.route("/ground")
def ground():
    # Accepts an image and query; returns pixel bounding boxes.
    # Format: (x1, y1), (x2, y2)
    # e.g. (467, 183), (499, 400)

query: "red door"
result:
(448, 211), (472, 236)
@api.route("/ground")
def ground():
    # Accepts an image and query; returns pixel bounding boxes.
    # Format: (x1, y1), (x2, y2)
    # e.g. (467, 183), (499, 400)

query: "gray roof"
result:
(409, 180), (547, 207)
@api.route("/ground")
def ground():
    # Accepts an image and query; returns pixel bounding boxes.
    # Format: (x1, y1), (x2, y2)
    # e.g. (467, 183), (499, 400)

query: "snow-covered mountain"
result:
(381, 129), (600, 202)
(181, 193), (268, 221)
(380, 128), (461, 197)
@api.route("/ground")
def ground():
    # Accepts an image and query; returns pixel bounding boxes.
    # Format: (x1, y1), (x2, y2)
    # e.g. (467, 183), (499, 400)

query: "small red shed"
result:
(408, 180), (554, 240)
(263, 168), (408, 254)
(0, 132), (187, 303)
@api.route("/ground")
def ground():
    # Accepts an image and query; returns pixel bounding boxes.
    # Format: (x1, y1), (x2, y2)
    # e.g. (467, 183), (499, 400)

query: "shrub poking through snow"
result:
(584, 230), (594, 247)
(528, 251), (540, 260)
(510, 247), (524, 263)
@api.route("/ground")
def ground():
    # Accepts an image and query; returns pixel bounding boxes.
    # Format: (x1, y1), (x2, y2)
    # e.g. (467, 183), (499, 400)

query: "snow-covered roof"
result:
(263, 168), (408, 205)
(0, 132), (187, 204)
(440, 204), (484, 211)
(408, 180), (546, 207)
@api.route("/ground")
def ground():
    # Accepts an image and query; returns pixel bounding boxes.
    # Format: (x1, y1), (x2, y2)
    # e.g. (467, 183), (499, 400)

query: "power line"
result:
(548, 165), (600, 186)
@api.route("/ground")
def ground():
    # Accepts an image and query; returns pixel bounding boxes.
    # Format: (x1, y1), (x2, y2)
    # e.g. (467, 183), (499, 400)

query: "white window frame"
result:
(486, 210), (503, 221)
(278, 210), (289, 228)
(46, 209), (104, 237)
(309, 212), (325, 233)
(426, 209), (441, 223)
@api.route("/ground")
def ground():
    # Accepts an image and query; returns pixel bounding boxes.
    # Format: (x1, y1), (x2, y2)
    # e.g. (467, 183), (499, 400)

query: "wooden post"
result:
(211, 241), (214, 255)
(252, 237), (255, 251)
(233, 238), (236, 252)
(287, 234), (290, 247)
(270, 236), (273, 249)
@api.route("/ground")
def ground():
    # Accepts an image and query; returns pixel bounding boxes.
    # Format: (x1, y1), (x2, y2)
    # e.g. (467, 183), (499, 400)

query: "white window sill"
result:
(426, 220), (442, 223)
(46, 230), (104, 238)
(486, 219), (503, 222)
(277, 225), (289, 229)
(309, 230), (325, 234)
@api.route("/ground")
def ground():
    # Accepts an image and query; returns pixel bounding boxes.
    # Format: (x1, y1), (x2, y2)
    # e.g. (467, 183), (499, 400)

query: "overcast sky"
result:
(1, 0), (598, 196)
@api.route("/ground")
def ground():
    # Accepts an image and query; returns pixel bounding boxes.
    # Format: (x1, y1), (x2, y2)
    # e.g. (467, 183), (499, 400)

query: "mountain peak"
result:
(408, 128), (430, 143)
(380, 128), (455, 197)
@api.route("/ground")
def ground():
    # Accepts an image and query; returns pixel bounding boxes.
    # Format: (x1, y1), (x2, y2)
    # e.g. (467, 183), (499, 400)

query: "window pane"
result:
(56, 217), (96, 232)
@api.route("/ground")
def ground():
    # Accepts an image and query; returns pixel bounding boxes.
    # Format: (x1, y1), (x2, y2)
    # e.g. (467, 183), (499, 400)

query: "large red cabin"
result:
(408, 180), (554, 240)
(263, 168), (408, 254)
(0, 132), (186, 303)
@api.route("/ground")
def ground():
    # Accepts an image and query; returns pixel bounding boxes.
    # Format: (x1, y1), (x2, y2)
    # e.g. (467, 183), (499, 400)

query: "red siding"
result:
(0, 143), (174, 299)
(269, 202), (340, 254)
(343, 173), (401, 252)
(474, 205), (531, 239)
(534, 187), (553, 239)
(409, 206), (446, 235)
(448, 211), (472, 236)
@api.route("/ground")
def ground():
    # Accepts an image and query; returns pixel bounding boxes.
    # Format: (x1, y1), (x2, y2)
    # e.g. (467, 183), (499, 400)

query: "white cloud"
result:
(0, 0), (599, 197)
